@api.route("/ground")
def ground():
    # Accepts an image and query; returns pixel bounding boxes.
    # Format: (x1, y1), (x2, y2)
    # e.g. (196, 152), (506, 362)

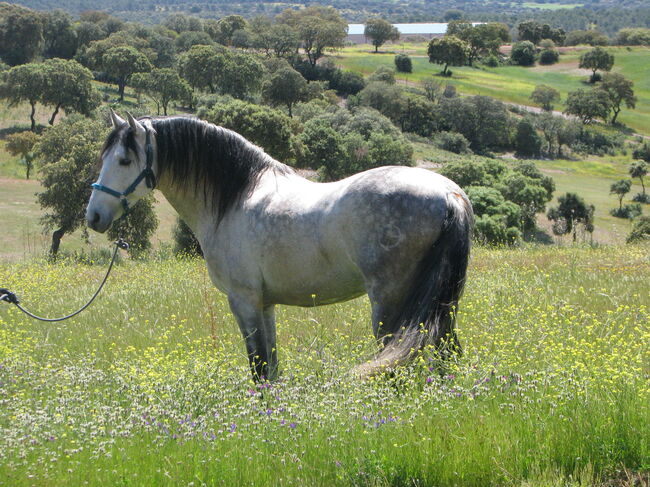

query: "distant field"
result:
(335, 46), (650, 136)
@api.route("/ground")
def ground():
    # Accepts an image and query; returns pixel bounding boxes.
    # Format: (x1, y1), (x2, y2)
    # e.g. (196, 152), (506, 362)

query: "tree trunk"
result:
(374, 44), (378, 53)
(118, 80), (126, 101)
(30, 101), (36, 132)
(288, 102), (292, 118)
(442, 63), (449, 76)
(25, 159), (31, 180)
(50, 228), (65, 260)
(611, 107), (620, 124)
(49, 103), (62, 125)
(641, 177), (646, 196)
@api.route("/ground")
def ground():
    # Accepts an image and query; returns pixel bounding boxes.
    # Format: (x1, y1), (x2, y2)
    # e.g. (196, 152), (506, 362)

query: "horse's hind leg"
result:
(366, 277), (411, 345)
(262, 305), (279, 380)
(227, 293), (278, 381)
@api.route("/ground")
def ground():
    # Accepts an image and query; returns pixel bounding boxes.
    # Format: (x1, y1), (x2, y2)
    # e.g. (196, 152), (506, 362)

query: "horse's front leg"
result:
(227, 292), (277, 382)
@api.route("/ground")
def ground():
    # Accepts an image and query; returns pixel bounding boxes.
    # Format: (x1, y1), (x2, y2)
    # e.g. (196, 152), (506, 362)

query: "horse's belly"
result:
(263, 261), (365, 307)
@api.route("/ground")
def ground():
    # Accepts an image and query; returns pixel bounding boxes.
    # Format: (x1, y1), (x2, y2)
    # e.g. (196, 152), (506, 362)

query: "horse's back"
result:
(323, 165), (465, 248)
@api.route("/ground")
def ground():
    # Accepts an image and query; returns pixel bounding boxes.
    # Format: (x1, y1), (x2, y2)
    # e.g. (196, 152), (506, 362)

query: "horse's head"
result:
(86, 110), (157, 233)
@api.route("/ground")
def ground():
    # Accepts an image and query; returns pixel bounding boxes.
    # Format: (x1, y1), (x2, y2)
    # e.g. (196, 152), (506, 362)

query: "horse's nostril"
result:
(90, 211), (101, 229)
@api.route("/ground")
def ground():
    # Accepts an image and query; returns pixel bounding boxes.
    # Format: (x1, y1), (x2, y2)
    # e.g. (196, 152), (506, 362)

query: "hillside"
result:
(336, 45), (650, 136)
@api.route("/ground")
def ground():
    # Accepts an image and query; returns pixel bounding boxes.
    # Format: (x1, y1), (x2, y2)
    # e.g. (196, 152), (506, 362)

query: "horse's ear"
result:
(126, 112), (146, 137)
(109, 108), (126, 128)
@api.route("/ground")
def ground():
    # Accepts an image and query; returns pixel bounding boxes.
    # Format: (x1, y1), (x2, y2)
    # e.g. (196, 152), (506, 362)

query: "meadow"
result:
(0, 245), (648, 486)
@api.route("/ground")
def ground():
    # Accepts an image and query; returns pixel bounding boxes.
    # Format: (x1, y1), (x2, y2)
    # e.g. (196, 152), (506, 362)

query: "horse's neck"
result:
(157, 165), (297, 239)
(157, 183), (210, 235)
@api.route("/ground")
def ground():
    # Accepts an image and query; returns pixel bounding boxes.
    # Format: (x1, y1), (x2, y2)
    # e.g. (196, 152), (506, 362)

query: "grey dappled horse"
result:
(86, 112), (473, 381)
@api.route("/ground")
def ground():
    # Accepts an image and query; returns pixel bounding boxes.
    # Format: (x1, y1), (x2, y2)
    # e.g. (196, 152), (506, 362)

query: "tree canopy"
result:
(364, 18), (399, 53)
(599, 73), (636, 124)
(579, 47), (614, 83)
(277, 6), (347, 67)
(102, 45), (153, 101)
(427, 36), (469, 76)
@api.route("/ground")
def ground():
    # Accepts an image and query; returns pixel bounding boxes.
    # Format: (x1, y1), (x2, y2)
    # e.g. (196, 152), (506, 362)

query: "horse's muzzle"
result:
(87, 209), (111, 233)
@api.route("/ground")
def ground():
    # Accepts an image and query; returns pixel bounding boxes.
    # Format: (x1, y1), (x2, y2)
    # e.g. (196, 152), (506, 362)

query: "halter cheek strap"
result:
(92, 128), (156, 214)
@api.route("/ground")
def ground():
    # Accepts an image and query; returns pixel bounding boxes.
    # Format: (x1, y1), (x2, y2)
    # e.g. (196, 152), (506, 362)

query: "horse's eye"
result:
(119, 158), (132, 166)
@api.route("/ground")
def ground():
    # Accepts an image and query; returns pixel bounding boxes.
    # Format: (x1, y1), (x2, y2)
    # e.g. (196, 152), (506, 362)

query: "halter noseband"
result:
(91, 128), (156, 214)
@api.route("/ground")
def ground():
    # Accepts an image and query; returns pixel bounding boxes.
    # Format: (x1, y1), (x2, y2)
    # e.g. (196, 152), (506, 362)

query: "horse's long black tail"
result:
(358, 192), (473, 377)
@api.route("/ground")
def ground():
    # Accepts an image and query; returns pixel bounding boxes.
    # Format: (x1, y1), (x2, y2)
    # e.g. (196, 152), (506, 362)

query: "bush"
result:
(632, 193), (650, 204)
(334, 71), (365, 96)
(483, 54), (500, 67)
(627, 216), (650, 243)
(434, 95), (512, 153)
(610, 204), (642, 219)
(172, 217), (202, 256)
(435, 131), (470, 154)
(539, 48), (559, 65)
(514, 119), (542, 157)
(616, 28), (650, 46)
(572, 127), (623, 156)
(510, 41), (536, 66)
(565, 30), (609, 46)
(367, 66), (396, 84)
(394, 54), (412, 73)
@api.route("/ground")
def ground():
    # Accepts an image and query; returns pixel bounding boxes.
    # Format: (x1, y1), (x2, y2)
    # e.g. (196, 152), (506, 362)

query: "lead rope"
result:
(0, 239), (129, 322)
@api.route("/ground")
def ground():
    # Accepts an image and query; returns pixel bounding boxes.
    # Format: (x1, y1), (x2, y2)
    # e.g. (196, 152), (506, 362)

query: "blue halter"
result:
(91, 128), (156, 214)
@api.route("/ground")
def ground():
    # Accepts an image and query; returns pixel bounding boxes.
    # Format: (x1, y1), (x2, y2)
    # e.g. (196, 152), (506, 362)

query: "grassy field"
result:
(334, 46), (650, 136)
(0, 246), (648, 485)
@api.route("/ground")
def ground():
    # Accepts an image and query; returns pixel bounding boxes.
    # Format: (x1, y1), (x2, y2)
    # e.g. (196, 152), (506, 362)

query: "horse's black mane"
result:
(104, 116), (292, 219)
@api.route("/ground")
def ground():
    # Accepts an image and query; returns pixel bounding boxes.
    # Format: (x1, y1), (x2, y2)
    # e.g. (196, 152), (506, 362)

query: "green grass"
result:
(335, 46), (650, 136)
(0, 246), (648, 485)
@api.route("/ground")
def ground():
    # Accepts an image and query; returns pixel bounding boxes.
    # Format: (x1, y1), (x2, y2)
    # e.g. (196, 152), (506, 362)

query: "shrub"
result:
(572, 127), (623, 156)
(394, 54), (412, 73)
(435, 131), (470, 154)
(483, 54), (499, 67)
(434, 95), (512, 153)
(367, 66), (396, 84)
(565, 30), (609, 46)
(199, 98), (299, 163)
(514, 119), (542, 157)
(616, 28), (650, 46)
(539, 48), (559, 65)
(610, 204), (642, 219)
(632, 193), (650, 204)
(627, 216), (650, 243)
(334, 71), (365, 96)
(172, 217), (202, 256)
(510, 41), (536, 66)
